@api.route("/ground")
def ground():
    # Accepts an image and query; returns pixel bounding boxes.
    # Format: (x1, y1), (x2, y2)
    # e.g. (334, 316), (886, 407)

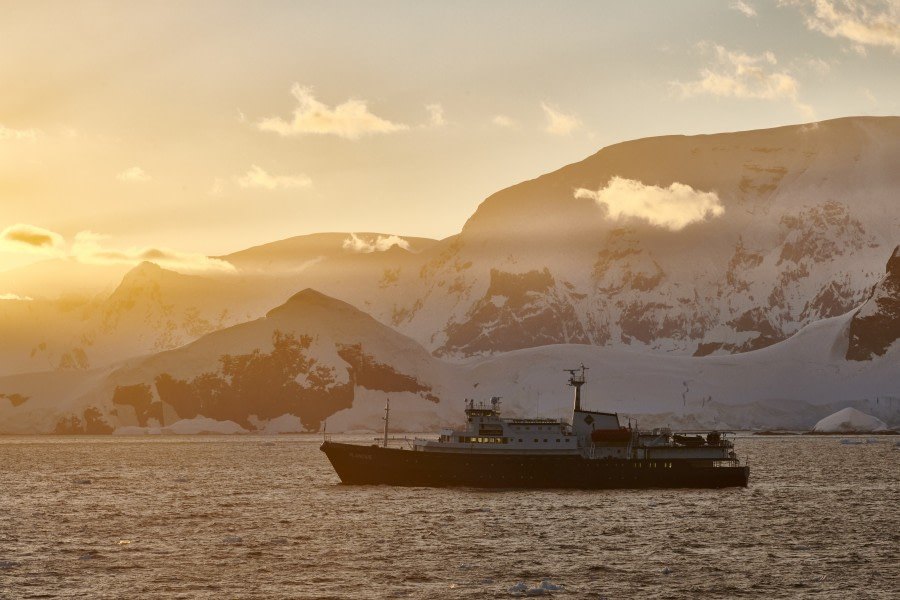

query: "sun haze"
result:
(2, 1), (898, 272)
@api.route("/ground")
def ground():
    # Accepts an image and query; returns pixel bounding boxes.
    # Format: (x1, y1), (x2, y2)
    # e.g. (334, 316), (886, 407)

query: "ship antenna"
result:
(565, 365), (588, 412)
(382, 397), (391, 448)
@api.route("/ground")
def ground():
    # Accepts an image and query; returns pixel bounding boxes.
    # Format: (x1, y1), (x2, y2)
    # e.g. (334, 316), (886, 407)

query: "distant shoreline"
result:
(753, 430), (899, 436)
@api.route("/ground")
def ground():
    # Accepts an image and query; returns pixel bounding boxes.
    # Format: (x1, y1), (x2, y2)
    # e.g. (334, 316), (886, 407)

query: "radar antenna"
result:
(564, 365), (588, 412)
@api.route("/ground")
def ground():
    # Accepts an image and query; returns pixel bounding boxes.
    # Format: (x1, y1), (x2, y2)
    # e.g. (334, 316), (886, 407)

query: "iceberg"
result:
(813, 407), (888, 433)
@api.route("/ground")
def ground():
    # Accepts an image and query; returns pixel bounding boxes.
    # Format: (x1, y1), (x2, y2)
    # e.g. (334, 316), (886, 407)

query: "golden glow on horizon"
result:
(1, 1), (898, 274)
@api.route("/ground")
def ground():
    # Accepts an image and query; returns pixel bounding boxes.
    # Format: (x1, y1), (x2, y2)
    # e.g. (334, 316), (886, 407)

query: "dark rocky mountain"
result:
(847, 245), (900, 360)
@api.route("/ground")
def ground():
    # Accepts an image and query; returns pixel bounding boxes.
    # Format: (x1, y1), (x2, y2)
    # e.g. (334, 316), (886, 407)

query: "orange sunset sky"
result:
(2, 1), (899, 274)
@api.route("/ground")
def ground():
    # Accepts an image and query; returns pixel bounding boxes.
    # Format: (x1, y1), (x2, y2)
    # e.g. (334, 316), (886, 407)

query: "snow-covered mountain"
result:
(391, 116), (900, 357)
(0, 233), (440, 376)
(2, 116), (900, 433)
(0, 262), (271, 376)
(5, 117), (898, 370)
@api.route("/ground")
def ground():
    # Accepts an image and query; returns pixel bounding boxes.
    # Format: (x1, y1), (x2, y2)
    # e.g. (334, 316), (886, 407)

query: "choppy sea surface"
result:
(1, 434), (897, 599)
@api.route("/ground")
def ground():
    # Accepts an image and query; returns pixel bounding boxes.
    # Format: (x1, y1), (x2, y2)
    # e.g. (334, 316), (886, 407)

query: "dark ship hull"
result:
(320, 441), (749, 489)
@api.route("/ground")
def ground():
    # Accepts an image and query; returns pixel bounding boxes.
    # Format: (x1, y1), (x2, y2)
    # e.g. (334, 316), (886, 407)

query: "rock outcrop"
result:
(847, 245), (900, 360)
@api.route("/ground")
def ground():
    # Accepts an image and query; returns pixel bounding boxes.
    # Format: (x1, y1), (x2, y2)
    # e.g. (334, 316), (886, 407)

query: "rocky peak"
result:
(266, 288), (361, 319)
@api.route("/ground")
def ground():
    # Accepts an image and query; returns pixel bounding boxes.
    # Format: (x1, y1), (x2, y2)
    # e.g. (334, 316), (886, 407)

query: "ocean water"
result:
(0, 434), (897, 599)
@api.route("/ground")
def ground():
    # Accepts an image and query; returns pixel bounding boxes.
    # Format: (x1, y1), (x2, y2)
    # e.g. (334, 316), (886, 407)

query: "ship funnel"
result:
(565, 365), (588, 412)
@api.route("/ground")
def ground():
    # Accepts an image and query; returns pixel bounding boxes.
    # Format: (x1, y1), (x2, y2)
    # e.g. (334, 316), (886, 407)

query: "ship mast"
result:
(565, 365), (588, 412)
(382, 397), (390, 448)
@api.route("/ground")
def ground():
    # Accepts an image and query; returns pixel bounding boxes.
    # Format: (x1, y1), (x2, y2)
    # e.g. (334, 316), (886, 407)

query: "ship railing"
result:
(372, 435), (415, 449)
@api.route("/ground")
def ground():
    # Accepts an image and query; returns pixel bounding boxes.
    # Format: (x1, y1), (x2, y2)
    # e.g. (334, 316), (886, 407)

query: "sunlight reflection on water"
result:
(0, 434), (897, 599)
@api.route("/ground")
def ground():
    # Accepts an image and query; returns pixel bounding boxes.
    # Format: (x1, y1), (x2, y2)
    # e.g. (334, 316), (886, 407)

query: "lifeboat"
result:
(673, 434), (705, 446)
(591, 427), (631, 444)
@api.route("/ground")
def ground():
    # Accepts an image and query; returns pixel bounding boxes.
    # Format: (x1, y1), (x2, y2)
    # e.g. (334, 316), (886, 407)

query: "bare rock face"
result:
(440, 268), (592, 355)
(846, 245), (900, 360)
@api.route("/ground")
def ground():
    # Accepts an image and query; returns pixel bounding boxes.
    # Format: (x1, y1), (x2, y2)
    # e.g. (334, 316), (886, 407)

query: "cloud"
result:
(784, 0), (900, 53)
(258, 84), (408, 139)
(237, 165), (312, 190)
(673, 43), (814, 117)
(575, 177), (725, 231)
(802, 56), (832, 76)
(426, 103), (446, 127)
(492, 114), (518, 129)
(342, 233), (410, 253)
(0, 226), (234, 274)
(0, 224), (65, 255)
(71, 231), (235, 274)
(541, 102), (581, 135)
(117, 166), (151, 182)
(732, 0), (758, 17)
(0, 124), (39, 141)
(0, 293), (32, 301)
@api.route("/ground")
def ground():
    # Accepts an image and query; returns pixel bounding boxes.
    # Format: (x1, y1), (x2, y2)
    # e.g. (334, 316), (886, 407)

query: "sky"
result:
(1, 0), (899, 274)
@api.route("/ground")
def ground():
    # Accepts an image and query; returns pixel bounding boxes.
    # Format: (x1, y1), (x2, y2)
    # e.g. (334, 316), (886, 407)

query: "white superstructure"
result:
(413, 366), (738, 463)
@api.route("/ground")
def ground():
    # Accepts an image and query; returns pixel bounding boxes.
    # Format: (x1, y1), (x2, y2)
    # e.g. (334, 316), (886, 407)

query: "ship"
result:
(320, 366), (749, 488)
